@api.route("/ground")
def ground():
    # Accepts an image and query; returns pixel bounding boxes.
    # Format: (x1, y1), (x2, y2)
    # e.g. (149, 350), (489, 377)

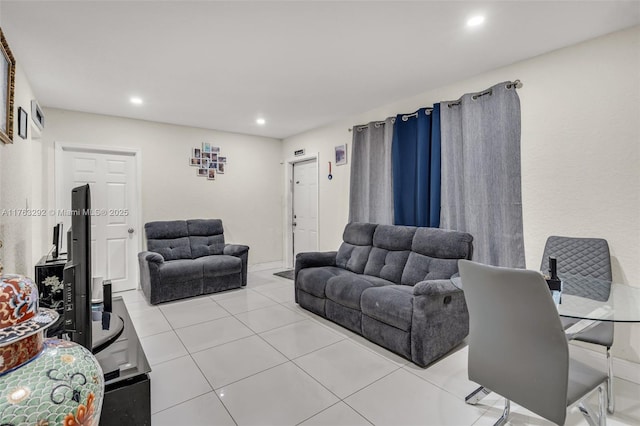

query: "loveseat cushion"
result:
(401, 228), (473, 285)
(361, 285), (414, 332)
(194, 255), (241, 277)
(297, 266), (352, 298)
(335, 222), (377, 274)
(325, 274), (392, 310)
(145, 221), (193, 261)
(187, 219), (226, 257)
(158, 259), (203, 284)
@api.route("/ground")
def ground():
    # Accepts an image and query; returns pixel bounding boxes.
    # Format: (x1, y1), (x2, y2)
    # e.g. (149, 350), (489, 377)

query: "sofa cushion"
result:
(372, 225), (416, 251)
(411, 227), (473, 259)
(146, 220), (193, 261)
(361, 285), (414, 332)
(364, 248), (411, 284)
(335, 222), (377, 274)
(401, 253), (460, 286)
(187, 219), (226, 257)
(325, 274), (391, 310)
(194, 255), (241, 277)
(158, 259), (203, 285)
(297, 266), (352, 298)
(148, 237), (192, 261)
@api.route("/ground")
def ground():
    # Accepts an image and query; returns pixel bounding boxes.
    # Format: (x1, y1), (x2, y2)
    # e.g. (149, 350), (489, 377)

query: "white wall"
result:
(283, 26), (640, 362)
(0, 62), (47, 274)
(42, 109), (283, 265)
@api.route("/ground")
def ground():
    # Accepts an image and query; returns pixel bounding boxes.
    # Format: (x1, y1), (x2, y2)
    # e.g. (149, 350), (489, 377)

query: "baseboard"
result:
(248, 260), (285, 272)
(571, 344), (640, 385)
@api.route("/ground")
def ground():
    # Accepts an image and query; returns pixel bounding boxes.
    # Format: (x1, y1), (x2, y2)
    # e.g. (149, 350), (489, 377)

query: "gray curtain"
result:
(440, 82), (525, 268)
(349, 118), (394, 224)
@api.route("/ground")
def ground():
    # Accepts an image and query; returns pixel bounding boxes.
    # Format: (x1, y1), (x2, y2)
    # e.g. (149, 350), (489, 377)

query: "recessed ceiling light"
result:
(467, 15), (485, 27)
(256, 118), (266, 125)
(130, 96), (143, 105)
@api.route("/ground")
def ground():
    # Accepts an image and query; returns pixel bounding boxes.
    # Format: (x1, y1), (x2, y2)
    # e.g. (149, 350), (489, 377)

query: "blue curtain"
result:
(392, 104), (441, 227)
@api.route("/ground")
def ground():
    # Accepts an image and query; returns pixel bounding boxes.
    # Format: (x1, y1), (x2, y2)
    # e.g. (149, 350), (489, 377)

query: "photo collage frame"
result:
(190, 142), (228, 180)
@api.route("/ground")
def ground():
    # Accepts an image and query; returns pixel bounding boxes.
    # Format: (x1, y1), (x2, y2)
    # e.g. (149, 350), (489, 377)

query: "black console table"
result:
(96, 297), (152, 426)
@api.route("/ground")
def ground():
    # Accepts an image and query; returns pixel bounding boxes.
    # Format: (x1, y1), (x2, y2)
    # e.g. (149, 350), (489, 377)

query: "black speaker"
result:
(103, 280), (112, 313)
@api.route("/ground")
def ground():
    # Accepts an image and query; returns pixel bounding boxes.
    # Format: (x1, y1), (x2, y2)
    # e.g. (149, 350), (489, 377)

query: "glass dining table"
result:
(454, 272), (640, 410)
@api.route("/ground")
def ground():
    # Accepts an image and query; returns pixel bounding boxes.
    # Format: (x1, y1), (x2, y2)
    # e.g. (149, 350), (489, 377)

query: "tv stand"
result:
(95, 296), (151, 425)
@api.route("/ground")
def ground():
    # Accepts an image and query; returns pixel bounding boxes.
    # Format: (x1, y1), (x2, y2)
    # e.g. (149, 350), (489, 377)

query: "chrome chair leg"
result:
(465, 386), (491, 405)
(607, 347), (615, 414)
(578, 384), (607, 426)
(493, 399), (510, 426)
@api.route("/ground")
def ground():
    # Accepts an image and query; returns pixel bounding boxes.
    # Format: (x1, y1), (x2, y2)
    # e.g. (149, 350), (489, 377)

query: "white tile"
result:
(152, 392), (235, 426)
(176, 315), (254, 353)
(300, 402), (372, 426)
(208, 287), (248, 301)
(256, 285), (296, 303)
(159, 296), (230, 329)
(218, 362), (339, 425)
(346, 368), (484, 426)
(260, 319), (344, 359)
(192, 335), (287, 388)
(214, 289), (277, 314)
(139, 330), (188, 366)
(122, 298), (157, 316)
(295, 340), (399, 398)
(235, 304), (306, 333)
(116, 289), (147, 304)
(149, 355), (212, 414)
(128, 307), (172, 338)
(404, 345), (500, 406)
(251, 280), (292, 294)
(349, 333), (411, 366)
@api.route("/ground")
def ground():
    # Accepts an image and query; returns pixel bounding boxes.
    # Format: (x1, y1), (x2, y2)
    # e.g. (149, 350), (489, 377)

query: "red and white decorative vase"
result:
(0, 274), (104, 425)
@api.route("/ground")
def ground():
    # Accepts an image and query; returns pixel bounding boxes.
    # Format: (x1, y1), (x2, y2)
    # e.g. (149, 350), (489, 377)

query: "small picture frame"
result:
(208, 161), (217, 169)
(211, 153), (218, 162)
(335, 144), (347, 166)
(193, 148), (201, 158)
(212, 146), (220, 153)
(190, 157), (201, 167)
(217, 162), (225, 174)
(202, 142), (211, 153)
(197, 168), (208, 177)
(17, 107), (28, 139)
(31, 100), (44, 130)
(218, 156), (227, 163)
(207, 169), (216, 180)
(202, 152), (211, 159)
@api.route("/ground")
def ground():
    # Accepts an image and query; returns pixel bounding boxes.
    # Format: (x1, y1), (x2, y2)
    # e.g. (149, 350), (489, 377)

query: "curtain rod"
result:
(447, 79), (522, 108)
(349, 79), (522, 131)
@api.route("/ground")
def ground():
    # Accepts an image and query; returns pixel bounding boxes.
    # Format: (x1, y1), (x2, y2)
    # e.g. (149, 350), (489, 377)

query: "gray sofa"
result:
(295, 222), (473, 367)
(138, 219), (249, 304)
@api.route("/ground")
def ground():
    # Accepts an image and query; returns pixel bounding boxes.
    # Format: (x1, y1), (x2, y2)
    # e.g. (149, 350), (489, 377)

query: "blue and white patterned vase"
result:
(0, 274), (104, 425)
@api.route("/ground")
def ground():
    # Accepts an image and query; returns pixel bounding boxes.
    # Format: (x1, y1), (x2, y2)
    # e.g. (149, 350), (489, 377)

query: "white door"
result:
(58, 147), (139, 293)
(292, 159), (318, 259)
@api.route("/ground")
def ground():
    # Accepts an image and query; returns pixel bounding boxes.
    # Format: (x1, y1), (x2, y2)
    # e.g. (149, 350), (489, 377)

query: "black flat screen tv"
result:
(63, 184), (92, 350)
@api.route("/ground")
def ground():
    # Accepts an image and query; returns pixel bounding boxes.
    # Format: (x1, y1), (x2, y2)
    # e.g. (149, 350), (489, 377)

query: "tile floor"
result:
(116, 268), (640, 426)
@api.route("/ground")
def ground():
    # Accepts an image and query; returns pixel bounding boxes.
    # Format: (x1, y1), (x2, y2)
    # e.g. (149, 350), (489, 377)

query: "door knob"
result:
(128, 228), (135, 234)
(293, 222), (297, 227)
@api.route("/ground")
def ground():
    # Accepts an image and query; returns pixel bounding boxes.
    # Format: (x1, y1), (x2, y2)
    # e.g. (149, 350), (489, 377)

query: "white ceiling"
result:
(1, 1), (638, 139)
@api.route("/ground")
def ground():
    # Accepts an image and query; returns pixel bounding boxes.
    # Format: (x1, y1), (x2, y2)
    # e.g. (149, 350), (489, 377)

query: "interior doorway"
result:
(55, 143), (142, 293)
(284, 154), (318, 268)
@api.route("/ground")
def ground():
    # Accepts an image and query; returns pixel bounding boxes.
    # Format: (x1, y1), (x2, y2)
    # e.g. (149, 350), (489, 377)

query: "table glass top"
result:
(555, 273), (640, 322)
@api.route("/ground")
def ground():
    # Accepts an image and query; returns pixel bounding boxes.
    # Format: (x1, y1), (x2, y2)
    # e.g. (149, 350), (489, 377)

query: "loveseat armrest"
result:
(138, 251), (164, 304)
(139, 251), (164, 265)
(410, 279), (469, 367)
(224, 244), (249, 257)
(224, 244), (250, 286)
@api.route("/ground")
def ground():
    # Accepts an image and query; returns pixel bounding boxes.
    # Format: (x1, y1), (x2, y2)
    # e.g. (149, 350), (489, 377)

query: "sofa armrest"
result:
(413, 279), (461, 297)
(410, 279), (469, 367)
(224, 244), (249, 257)
(294, 251), (337, 277)
(224, 244), (250, 286)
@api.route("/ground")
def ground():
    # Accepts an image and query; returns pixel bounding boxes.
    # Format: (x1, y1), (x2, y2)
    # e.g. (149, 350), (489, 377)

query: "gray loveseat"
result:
(295, 222), (473, 367)
(138, 219), (249, 304)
